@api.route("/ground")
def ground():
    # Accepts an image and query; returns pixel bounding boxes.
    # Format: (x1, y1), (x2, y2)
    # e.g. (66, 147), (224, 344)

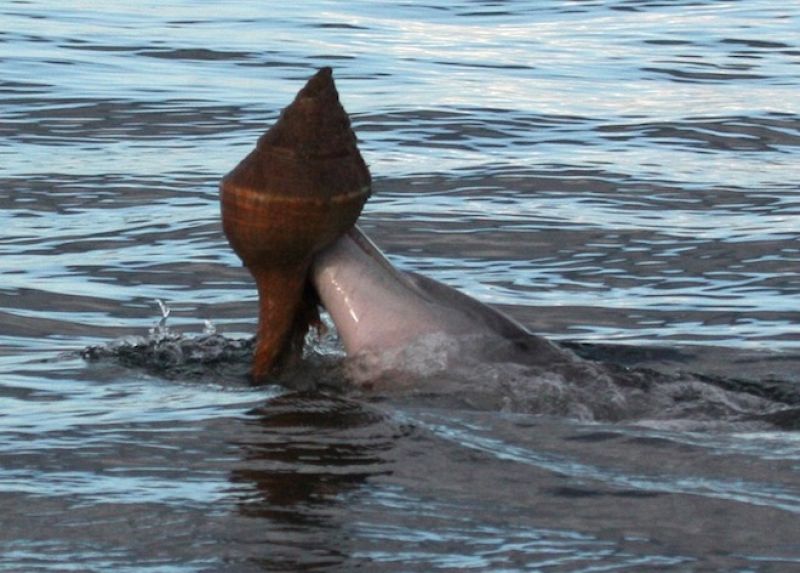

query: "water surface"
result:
(2, 1), (799, 571)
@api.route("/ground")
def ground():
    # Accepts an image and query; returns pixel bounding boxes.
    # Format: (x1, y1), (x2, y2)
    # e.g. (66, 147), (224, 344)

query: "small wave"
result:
(416, 415), (800, 514)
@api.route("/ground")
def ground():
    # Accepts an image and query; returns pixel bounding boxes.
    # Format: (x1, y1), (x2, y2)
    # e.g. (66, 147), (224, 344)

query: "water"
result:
(2, 1), (800, 570)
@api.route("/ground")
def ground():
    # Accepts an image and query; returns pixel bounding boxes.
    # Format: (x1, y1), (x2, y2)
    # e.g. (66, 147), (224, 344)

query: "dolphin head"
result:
(311, 226), (566, 369)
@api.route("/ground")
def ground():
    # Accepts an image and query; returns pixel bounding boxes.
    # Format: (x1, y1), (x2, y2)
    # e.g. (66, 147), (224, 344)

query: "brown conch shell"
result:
(220, 67), (371, 380)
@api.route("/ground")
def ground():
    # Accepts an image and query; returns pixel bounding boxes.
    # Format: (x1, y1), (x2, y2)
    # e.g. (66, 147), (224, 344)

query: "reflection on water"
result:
(2, 0), (800, 570)
(228, 393), (400, 571)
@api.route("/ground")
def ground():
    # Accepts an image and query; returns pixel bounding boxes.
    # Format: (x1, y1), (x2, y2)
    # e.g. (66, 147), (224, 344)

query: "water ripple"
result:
(1, 1), (799, 569)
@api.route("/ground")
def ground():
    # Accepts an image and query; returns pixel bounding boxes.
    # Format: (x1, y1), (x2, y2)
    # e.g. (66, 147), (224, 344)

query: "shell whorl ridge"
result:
(221, 67), (371, 268)
(219, 67), (371, 378)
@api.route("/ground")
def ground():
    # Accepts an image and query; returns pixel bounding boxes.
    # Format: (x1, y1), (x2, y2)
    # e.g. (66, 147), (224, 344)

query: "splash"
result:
(338, 332), (800, 430)
(80, 300), (347, 390)
(81, 300), (256, 383)
(149, 298), (172, 340)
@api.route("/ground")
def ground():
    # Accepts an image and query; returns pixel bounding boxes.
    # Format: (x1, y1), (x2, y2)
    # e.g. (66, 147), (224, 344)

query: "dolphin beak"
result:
(344, 226), (410, 282)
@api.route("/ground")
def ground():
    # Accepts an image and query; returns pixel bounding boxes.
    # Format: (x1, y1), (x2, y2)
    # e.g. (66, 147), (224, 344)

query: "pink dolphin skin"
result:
(311, 226), (566, 365)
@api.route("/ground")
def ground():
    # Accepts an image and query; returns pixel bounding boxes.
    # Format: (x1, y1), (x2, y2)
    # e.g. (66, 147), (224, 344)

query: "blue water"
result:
(2, 1), (800, 571)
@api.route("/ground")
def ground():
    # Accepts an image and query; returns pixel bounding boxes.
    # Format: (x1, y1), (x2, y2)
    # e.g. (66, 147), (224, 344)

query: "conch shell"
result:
(220, 67), (371, 380)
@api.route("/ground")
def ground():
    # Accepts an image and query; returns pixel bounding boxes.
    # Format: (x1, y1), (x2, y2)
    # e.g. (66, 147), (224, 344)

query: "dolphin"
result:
(309, 226), (800, 427)
(311, 225), (575, 373)
(308, 225), (642, 420)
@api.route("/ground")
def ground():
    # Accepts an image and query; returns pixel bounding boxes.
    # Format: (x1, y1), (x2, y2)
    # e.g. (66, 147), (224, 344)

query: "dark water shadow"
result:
(225, 392), (407, 571)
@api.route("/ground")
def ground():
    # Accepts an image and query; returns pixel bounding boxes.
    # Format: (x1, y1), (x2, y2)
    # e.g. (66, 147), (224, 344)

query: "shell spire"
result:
(220, 67), (371, 380)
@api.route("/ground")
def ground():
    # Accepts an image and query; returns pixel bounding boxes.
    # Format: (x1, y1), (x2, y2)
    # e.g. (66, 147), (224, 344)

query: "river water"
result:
(2, 1), (800, 571)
